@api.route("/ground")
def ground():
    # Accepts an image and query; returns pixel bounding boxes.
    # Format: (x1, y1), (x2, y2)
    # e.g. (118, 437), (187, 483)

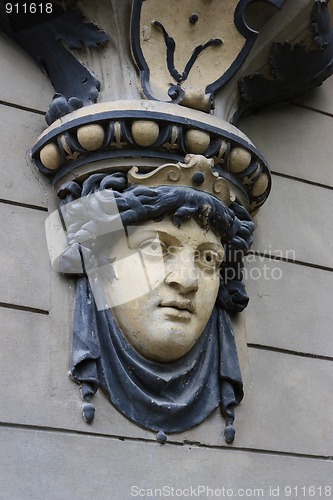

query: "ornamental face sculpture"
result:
(1, 0), (332, 444)
(57, 155), (253, 442)
(109, 218), (223, 362)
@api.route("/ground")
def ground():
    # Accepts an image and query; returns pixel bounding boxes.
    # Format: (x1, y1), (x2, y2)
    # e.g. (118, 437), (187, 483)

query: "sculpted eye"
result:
(139, 238), (167, 257)
(149, 241), (159, 252)
(196, 248), (224, 270)
(204, 253), (213, 263)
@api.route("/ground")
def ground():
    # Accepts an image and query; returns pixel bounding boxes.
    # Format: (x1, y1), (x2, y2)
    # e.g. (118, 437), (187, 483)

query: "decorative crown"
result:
(128, 154), (233, 205)
(31, 99), (270, 213)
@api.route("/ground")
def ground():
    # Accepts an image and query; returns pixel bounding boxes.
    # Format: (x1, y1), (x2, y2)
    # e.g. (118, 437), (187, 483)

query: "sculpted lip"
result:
(159, 300), (195, 314)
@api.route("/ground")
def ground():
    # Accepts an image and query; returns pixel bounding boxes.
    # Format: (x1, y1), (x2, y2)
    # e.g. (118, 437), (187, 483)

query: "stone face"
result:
(108, 217), (222, 362)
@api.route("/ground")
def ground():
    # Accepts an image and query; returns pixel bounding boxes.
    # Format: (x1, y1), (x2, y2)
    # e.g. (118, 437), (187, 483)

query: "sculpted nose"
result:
(164, 251), (199, 294)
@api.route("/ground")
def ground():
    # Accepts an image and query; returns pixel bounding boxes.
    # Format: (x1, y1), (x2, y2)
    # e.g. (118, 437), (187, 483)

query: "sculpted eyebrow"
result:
(126, 230), (181, 248)
(197, 242), (224, 252)
(126, 231), (156, 248)
(155, 230), (181, 246)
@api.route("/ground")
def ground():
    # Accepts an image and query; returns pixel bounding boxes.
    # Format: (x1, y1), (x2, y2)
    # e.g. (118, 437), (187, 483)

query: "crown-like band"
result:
(31, 100), (271, 214)
(128, 154), (233, 205)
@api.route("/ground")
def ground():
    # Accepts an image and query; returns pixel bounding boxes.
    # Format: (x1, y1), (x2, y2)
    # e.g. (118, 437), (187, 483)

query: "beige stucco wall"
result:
(0, 24), (332, 499)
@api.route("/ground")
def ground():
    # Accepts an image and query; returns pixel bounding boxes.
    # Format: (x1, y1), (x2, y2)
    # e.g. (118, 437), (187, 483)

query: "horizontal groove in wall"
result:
(271, 171), (333, 191)
(248, 343), (333, 363)
(0, 198), (48, 212)
(0, 421), (332, 461)
(0, 302), (49, 316)
(247, 251), (333, 273)
(292, 101), (333, 119)
(0, 99), (46, 116)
